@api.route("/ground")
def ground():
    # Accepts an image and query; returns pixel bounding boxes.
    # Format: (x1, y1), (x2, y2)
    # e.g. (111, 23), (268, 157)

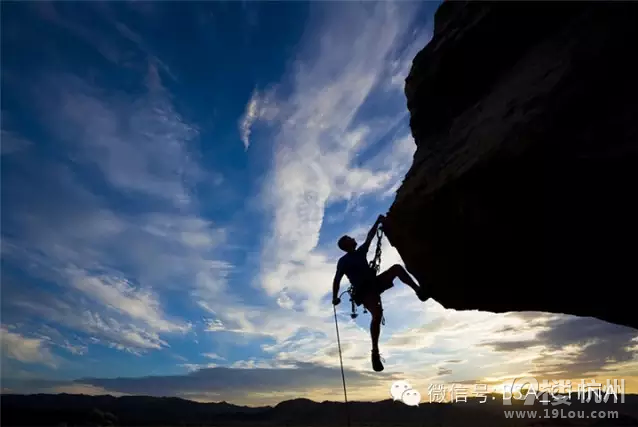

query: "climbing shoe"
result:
(416, 286), (429, 302)
(371, 349), (384, 372)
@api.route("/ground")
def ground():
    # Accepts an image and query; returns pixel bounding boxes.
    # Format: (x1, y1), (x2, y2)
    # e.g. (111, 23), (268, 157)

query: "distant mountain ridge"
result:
(2, 393), (637, 426)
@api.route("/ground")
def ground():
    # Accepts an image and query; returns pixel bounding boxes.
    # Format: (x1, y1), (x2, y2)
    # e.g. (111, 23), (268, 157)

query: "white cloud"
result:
(3, 144), (230, 355)
(4, 203), (230, 354)
(172, 354), (189, 362)
(180, 363), (219, 372)
(67, 268), (190, 334)
(387, 28), (433, 92)
(1, 326), (58, 368)
(202, 352), (225, 361)
(257, 2), (428, 302)
(35, 325), (88, 356)
(189, 6), (428, 375)
(43, 64), (201, 207)
(13, 297), (171, 354)
(239, 87), (279, 150)
(203, 318), (226, 332)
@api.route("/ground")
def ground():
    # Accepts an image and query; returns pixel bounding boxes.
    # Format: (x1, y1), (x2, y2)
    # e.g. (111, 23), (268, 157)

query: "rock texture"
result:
(385, 1), (638, 329)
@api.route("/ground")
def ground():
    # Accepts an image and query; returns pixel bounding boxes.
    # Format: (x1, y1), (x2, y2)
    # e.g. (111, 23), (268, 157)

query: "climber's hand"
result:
(332, 297), (341, 306)
(376, 214), (386, 225)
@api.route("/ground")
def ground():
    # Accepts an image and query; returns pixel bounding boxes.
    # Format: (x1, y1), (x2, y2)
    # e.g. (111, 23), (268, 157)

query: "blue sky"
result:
(2, 1), (637, 406)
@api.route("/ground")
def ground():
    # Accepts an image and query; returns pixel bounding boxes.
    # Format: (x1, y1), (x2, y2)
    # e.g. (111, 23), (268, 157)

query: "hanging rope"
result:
(333, 303), (351, 427)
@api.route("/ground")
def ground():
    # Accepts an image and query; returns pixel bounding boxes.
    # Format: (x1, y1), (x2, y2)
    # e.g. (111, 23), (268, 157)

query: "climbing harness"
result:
(346, 226), (384, 320)
(333, 303), (351, 427)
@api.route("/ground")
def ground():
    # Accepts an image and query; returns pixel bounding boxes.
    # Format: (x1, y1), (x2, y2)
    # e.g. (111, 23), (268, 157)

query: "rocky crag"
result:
(385, 1), (638, 329)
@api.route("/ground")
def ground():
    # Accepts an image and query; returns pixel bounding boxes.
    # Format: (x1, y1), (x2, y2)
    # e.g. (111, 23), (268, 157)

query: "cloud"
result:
(113, 20), (177, 81)
(11, 297), (171, 354)
(2, 62), (230, 354)
(1, 326), (58, 368)
(67, 268), (190, 334)
(1, 130), (33, 155)
(258, 2), (428, 304)
(77, 362), (387, 404)
(1, 377), (127, 397)
(29, 1), (176, 80)
(203, 352), (226, 361)
(437, 367), (453, 376)
(479, 340), (540, 353)
(3, 359), (398, 405)
(386, 28), (433, 92)
(239, 88), (279, 150)
(37, 65), (200, 207)
(172, 354), (189, 362)
(180, 363), (220, 372)
(2, 197), (226, 354)
(34, 325), (88, 356)
(478, 314), (638, 378)
(29, 1), (125, 65)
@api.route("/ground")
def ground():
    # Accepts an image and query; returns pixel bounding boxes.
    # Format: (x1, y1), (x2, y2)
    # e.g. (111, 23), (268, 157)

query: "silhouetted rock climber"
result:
(332, 214), (429, 372)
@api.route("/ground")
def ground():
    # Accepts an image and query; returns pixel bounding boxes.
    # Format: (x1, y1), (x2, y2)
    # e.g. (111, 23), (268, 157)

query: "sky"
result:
(1, 1), (637, 407)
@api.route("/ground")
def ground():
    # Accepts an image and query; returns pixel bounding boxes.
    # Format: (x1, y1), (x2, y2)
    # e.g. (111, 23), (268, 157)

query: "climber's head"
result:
(338, 235), (357, 252)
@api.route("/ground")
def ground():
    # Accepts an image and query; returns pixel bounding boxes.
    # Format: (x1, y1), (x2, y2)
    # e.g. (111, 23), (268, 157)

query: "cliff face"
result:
(385, 1), (638, 329)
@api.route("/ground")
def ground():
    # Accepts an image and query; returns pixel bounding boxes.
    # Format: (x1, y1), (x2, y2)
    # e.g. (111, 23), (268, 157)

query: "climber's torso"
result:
(337, 246), (376, 290)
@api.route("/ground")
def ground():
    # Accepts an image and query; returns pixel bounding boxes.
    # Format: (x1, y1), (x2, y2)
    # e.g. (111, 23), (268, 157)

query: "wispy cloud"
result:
(1, 129), (33, 155)
(213, 3), (434, 375)
(479, 315), (638, 378)
(38, 65), (200, 207)
(67, 269), (190, 334)
(11, 297), (172, 354)
(257, 2), (429, 303)
(203, 352), (226, 361)
(2, 60), (229, 357)
(34, 325), (88, 356)
(239, 88), (279, 150)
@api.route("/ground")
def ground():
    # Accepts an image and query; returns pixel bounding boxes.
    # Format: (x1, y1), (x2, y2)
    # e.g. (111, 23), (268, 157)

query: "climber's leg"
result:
(377, 264), (428, 301)
(362, 292), (384, 372)
(363, 293), (383, 351)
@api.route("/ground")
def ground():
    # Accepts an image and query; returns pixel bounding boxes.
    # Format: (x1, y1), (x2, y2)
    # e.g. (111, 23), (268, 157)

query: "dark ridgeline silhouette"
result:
(1, 393), (637, 426)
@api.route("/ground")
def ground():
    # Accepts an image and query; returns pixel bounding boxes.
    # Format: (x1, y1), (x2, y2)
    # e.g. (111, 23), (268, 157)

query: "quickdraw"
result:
(341, 226), (384, 320)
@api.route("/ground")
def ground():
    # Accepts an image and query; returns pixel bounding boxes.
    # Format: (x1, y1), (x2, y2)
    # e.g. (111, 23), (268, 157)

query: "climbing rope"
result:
(333, 303), (351, 427)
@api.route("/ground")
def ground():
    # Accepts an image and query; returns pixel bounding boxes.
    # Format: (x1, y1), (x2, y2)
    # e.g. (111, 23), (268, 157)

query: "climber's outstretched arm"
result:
(361, 214), (385, 253)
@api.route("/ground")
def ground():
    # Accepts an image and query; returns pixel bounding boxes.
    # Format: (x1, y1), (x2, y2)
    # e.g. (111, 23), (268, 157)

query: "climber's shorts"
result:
(351, 275), (394, 306)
